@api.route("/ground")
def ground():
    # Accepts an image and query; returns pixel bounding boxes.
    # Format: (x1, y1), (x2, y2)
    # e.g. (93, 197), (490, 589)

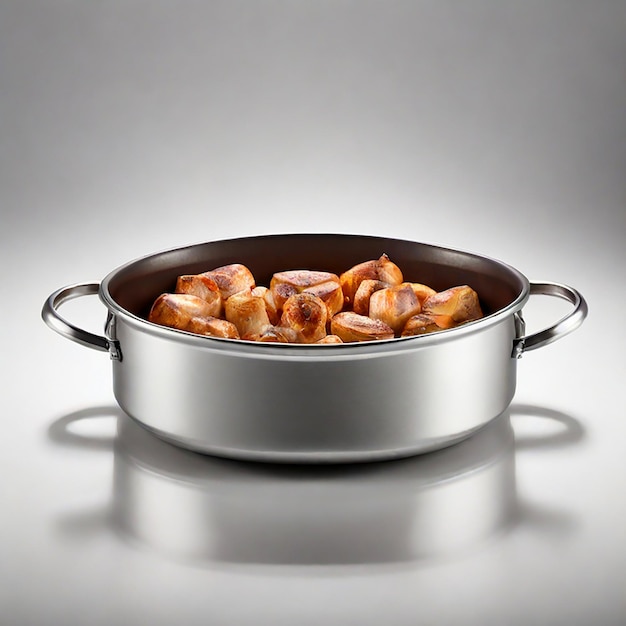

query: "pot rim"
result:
(99, 233), (530, 358)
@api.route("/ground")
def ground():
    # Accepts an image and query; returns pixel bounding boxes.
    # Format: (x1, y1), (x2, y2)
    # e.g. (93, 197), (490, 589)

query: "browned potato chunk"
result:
(251, 286), (280, 325)
(406, 282), (437, 305)
(352, 279), (388, 316)
(204, 264), (255, 300)
(368, 283), (422, 334)
(280, 292), (328, 343)
(149, 293), (216, 325)
(302, 280), (344, 318)
(175, 274), (222, 317)
(148, 293), (240, 338)
(401, 313), (456, 336)
(224, 289), (271, 339)
(270, 270), (340, 311)
(330, 311), (394, 342)
(339, 254), (403, 306)
(422, 285), (483, 323)
(194, 317), (241, 339)
(315, 334), (344, 344)
(252, 325), (300, 343)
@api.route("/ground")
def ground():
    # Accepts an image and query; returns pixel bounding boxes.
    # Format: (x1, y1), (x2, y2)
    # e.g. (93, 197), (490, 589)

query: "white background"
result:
(1, 2), (625, 624)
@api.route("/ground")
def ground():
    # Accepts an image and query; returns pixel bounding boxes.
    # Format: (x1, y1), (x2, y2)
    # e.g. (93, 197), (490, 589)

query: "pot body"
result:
(110, 312), (518, 462)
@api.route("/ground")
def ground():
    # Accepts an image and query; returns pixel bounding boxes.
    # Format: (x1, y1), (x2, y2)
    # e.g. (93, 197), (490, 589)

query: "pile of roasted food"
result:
(148, 254), (483, 344)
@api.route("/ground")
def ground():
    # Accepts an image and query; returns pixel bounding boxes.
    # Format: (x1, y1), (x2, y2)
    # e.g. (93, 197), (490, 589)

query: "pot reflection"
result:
(111, 411), (518, 565)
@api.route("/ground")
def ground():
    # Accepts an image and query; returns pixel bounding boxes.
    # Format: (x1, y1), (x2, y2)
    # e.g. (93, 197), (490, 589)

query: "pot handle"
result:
(42, 283), (121, 360)
(514, 282), (588, 356)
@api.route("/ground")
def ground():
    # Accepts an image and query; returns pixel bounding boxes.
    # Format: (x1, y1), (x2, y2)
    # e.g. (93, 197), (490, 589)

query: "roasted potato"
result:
(270, 270), (340, 312)
(352, 279), (388, 316)
(330, 311), (394, 343)
(401, 313), (456, 336)
(315, 334), (344, 344)
(251, 286), (280, 325)
(175, 274), (223, 317)
(302, 280), (344, 318)
(204, 264), (255, 300)
(254, 325), (301, 343)
(148, 293), (240, 339)
(224, 289), (271, 339)
(280, 292), (328, 343)
(406, 282), (437, 304)
(339, 254), (403, 305)
(422, 285), (483, 323)
(368, 283), (422, 334)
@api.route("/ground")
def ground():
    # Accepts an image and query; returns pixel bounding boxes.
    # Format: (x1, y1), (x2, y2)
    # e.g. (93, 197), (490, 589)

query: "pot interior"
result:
(103, 234), (527, 322)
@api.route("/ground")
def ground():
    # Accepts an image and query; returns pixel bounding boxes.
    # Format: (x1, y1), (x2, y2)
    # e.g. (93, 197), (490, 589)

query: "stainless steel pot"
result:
(42, 233), (588, 463)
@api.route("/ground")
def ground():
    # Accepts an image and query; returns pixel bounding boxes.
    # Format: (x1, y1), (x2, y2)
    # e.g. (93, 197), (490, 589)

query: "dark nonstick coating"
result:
(103, 234), (527, 322)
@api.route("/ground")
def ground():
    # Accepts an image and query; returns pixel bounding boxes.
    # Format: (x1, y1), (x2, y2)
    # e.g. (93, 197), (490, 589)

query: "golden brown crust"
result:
(252, 325), (301, 343)
(339, 261), (379, 306)
(368, 283), (422, 334)
(251, 286), (280, 325)
(302, 280), (344, 318)
(352, 279), (388, 316)
(224, 289), (271, 338)
(405, 282), (437, 304)
(422, 285), (483, 323)
(339, 254), (403, 306)
(280, 292), (328, 343)
(401, 313), (456, 336)
(204, 264), (255, 300)
(149, 293), (215, 325)
(271, 269), (339, 289)
(315, 334), (344, 344)
(148, 293), (239, 338)
(376, 253), (404, 285)
(175, 274), (223, 317)
(195, 317), (240, 339)
(330, 311), (394, 342)
(270, 270), (340, 312)
(271, 282), (299, 312)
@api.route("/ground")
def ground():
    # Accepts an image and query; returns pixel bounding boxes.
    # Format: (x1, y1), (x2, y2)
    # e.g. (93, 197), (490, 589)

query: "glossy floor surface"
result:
(2, 2), (625, 624)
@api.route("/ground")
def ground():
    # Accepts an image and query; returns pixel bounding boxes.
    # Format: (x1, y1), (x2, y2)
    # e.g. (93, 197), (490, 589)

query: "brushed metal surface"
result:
(111, 312), (518, 462)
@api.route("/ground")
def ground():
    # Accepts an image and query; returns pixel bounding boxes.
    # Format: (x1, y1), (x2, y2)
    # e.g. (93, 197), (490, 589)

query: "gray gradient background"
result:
(1, 1), (625, 625)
